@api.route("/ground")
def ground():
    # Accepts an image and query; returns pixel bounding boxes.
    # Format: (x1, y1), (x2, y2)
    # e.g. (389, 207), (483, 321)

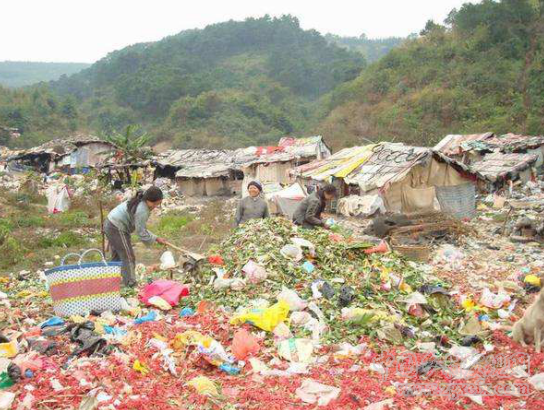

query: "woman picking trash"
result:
(293, 184), (337, 229)
(235, 181), (270, 227)
(105, 186), (167, 287)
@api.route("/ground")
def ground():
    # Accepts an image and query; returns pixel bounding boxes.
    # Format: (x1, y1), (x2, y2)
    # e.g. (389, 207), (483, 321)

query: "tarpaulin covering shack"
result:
(153, 136), (330, 197)
(468, 152), (539, 184)
(239, 136), (331, 196)
(433, 132), (495, 164)
(153, 149), (244, 197)
(7, 137), (115, 174)
(292, 143), (472, 214)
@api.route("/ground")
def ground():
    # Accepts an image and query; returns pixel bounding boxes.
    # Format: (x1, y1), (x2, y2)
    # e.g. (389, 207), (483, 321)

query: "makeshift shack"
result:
(239, 136), (331, 196)
(154, 149), (244, 197)
(433, 132), (495, 164)
(7, 137), (115, 174)
(469, 152), (540, 185)
(153, 136), (330, 197)
(292, 143), (474, 216)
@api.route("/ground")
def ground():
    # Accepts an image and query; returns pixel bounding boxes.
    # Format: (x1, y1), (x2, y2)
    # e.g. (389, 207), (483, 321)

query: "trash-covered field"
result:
(1, 173), (543, 409)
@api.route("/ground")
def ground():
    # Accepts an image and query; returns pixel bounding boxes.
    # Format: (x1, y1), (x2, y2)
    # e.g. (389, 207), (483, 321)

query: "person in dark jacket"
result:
(235, 181), (270, 227)
(293, 184), (337, 229)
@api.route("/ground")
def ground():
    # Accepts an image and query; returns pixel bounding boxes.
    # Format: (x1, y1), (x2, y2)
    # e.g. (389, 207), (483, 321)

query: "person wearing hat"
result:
(235, 181), (270, 227)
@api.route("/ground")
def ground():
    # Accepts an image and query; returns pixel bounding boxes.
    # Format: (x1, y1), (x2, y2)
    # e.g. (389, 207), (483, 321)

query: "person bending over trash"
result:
(105, 186), (167, 287)
(235, 181), (270, 227)
(293, 184), (337, 229)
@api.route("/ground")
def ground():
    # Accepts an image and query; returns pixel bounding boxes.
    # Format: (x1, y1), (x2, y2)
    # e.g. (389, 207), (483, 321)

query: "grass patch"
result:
(37, 231), (86, 248)
(0, 236), (26, 269)
(52, 211), (92, 228)
(153, 212), (193, 238)
(11, 214), (47, 228)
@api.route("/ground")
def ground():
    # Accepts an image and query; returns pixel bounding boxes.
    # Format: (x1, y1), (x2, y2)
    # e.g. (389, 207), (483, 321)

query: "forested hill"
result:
(0, 62), (90, 88)
(316, 0), (544, 148)
(50, 16), (366, 148)
(324, 34), (405, 63)
(3, 2), (543, 151)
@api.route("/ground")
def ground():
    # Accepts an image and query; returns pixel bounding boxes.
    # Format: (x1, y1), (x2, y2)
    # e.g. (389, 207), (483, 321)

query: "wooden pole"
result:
(99, 199), (106, 256)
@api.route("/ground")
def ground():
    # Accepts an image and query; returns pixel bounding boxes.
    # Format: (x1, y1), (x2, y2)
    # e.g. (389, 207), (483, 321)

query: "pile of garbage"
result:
(187, 217), (470, 347)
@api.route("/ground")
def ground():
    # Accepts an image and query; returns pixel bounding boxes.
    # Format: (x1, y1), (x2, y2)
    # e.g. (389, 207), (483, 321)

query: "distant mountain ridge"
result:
(0, 61), (90, 88)
(49, 15), (366, 148)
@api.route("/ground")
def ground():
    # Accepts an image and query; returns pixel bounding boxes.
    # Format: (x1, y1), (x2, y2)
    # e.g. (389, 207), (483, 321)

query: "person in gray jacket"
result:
(293, 184), (337, 229)
(105, 186), (167, 287)
(235, 181), (270, 227)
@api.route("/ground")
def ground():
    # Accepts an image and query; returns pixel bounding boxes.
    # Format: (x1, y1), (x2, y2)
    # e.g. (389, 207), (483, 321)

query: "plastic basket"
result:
(45, 249), (122, 317)
(435, 183), (476, 220)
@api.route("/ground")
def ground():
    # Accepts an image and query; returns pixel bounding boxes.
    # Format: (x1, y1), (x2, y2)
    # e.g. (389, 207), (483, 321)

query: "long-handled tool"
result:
(161, 240), (205, 278)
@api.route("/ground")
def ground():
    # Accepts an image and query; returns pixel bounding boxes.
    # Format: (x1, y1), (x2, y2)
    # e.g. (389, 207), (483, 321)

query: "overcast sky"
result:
(1, 0), (480, 63)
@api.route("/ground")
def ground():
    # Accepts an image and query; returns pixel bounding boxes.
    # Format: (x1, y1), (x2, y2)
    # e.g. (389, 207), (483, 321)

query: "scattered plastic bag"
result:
(528, 373), (544, 391)
(364, 399), (394, 410)
(242, 260), (268, 284)
(134, 310), (157, 325)
(0, 392), (15, 410)
(290, 311), (312, 326)
(46, 185), (71, 214)
(133, 360), (149, 375)
(187, 376), (219, 397)
(272, 322), (293, 342)
(230, 300), (289, 332)
(40, 316), (64, 329)
(180, 307), (194, 317)
(291, 238), (316, 257)
(277, 286), (307, 311)
(434, 244), (465, 268)
(302, 261), (315, 273)
(148, 296), (172, 311)
(524, 275), (541, 287)
(295, 379), (340, 406)
(139, 280), (189, 307)
(480, 288), (511, 309)
(280, 244), (303, 261)
(214, 278), (246, 291)
(278, 338), (314, 363)
(0, 341), (17, 359)
(231, 329), (260, 361)
(208, 255), (224, 266)
(159, 251), (176, 270)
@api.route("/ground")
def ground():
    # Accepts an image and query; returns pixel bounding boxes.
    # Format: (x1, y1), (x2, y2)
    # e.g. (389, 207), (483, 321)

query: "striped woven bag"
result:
(45, 249), (122, 316)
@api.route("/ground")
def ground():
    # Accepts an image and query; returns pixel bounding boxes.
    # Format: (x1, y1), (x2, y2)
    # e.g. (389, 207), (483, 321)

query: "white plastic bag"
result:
(280, 245), (303, 261)
(46, 185), (71, 214)
(480, 288), (511, 309)
(277, 286), (307, 311)
(295, 379), (340, 406)
(160, 251), (176, 270)
(242, 260), (268, 283)
(291, 238), (316, 257)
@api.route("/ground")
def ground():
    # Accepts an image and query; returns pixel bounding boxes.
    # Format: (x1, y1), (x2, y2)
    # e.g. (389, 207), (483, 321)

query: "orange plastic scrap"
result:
(197, 300), (211, 314)
(231, 329), (260, 361)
